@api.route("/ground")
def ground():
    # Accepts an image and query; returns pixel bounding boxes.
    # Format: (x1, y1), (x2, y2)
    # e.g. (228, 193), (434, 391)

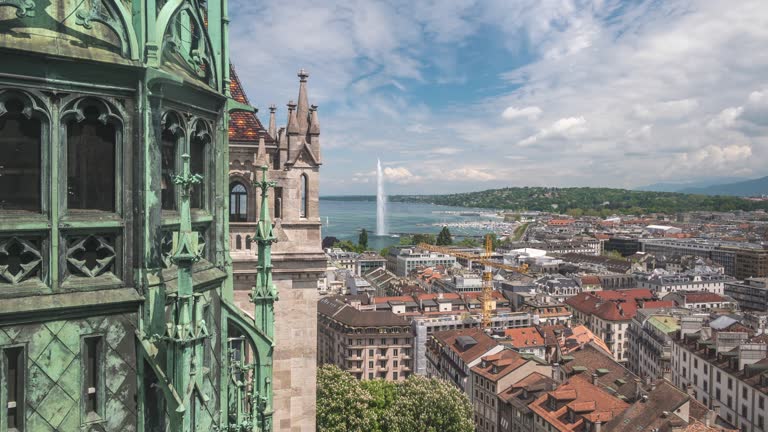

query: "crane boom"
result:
(417, 239), (528, 328)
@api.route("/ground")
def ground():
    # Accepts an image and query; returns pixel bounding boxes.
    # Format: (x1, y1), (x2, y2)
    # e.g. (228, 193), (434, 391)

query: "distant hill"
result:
(389, 186), (768, 214)
(635, 176), (748, 193)
(678, 176), (768, 197)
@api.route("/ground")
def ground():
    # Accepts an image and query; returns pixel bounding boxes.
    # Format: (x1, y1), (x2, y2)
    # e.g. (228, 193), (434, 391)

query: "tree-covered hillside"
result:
(389, 187), (768, 214)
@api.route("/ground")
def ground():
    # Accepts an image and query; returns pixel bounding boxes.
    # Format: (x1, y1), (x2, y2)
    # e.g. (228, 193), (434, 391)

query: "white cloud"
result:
(383, 167), (422, 184)
(406, 123), (434, 134)
(518, 116), (587, 147)
(502, 106), (542, 120)
(230, 0), (768, 193)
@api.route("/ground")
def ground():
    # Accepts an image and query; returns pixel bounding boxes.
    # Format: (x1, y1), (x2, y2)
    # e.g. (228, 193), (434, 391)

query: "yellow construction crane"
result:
(418, 237), (528, 328)
(481, 235), (494, 328)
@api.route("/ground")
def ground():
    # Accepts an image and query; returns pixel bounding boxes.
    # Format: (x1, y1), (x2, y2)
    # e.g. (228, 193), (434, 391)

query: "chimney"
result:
(594, 420), (601, 432)
(686, 384), (695, 397)
(634, 378), (642, 401)
(592, 373), (598, 386)
(268, 104), (277, 139)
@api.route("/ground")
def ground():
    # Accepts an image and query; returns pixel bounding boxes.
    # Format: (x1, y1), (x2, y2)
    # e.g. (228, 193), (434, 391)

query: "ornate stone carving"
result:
(0, 237), (42, 284)
(66, 235), (115, 277)
(0, 0), (35, 18)
(75, 0), (130, 58)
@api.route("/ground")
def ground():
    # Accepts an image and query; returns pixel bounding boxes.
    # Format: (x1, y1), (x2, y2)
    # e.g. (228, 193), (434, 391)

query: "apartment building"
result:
(671, 320), (768, 431)
(636, 271), (735, 296)
(497, 372), (555, 432)
(471, 350), (551, 432)
(565, 289), (656, 363)
(627, 308), (694, 381)
(725, 278), (768, 311)
(317, 297), (414, 381)
(663, 291), (738, 311)
(426, 328), (504, 396)
(529, 374), (629, 432)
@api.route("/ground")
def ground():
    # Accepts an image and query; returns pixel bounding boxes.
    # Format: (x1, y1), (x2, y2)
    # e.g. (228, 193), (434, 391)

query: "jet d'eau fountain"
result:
(376, 158), (387, 236)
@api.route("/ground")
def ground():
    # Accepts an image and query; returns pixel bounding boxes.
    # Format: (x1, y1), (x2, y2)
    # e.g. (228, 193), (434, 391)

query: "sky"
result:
(228, 0), (768, 195)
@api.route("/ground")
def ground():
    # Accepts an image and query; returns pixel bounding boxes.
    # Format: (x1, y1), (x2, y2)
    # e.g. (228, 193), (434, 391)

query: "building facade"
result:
(228, 69), (326, 431)
(0, 2), (273, 430)
(317, 297), (414, 381)
(725, 278), (768, 311)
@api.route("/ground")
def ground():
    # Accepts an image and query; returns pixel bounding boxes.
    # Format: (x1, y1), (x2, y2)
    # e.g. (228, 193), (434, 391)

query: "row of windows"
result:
(2, 337), (103, 430)
(0, 93), (210, 215)
(228, 176), (307, 222)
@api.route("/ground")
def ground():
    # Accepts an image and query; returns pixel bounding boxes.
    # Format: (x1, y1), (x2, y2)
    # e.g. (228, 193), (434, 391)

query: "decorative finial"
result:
(298, 68), (309, 81)
(269, 104), (277, 113)
(310, 104), (318, 112)
(287, 100), (296, 109)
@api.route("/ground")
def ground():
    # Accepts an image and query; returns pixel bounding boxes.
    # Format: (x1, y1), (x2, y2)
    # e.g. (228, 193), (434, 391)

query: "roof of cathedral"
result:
(228, 64), (275, 144)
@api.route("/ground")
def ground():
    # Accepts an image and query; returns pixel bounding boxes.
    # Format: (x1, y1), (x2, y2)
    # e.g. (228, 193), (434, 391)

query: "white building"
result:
(671, 318), (768, 431)
(636, 270), (734, 296)
(395, 249), (457, 277)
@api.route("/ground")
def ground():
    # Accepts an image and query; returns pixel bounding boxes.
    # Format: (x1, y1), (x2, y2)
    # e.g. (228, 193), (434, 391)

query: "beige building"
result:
(318, 296), (414, 381)
(228, 67), (325, 431)
(470, 349), (550, 432)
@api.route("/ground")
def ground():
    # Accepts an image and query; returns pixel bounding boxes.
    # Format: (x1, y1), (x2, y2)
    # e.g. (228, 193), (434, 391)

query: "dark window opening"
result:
(235, 235), (242, 250)
(300, 174), (308, 218)
(229, 183), (247, 222)
(0, 98), (41, 212)
(274, 187), (283, 219)
(67, 106), (116, 212)
(83, 336), (102, 417)
(161, 130), (178, 211)
(245, 235), (252, 251)
(271, 149), (280, 170)
(190, 137), (206, 209)
(4, 346), (24, 431)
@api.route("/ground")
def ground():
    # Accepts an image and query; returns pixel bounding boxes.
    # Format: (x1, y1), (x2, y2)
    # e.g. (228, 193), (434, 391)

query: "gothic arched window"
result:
(190, 120), (210, 209)
(300, 174), (308, 218)
(245, 235), (252, 250)
(67, 105), (116, 211)
(0, 97), (42, 212)
(230, 183), (247, 222)
(161, 112), (183, 211)
(235, 235), (242, 250)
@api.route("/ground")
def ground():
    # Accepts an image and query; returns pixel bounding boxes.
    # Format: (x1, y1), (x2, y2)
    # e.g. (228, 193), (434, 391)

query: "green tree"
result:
(380, 247), (390, 257)
(436, 226), (453, 246)
(333, 240), (362, 253)
(359, 228), (369, 250)
(411, 233), (436, 245)
(317, 366), (474, 432)
(317, 365), (376, 432)
(457, 237), (480, 248)
(382, 375), (474, 432)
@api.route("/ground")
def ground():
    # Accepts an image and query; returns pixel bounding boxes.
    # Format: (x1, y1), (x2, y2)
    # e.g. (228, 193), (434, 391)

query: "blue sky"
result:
(229, 0), (768, 195)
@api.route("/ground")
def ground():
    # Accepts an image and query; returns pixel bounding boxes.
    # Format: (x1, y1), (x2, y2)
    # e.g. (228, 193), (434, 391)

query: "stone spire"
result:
(286, 100), (298, 135)
(268, 104), (277, 140)
(309, 104), (321, 162)
(254, 134), (268, 168)
(296, 69), (310, 136)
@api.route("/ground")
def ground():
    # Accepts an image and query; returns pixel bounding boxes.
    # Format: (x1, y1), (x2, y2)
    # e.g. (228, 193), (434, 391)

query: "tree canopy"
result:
(359, 228), (369, 250)
(317, 365), (473, 432)
(436, 226), (453, 246)
(389, 186), (768, 214)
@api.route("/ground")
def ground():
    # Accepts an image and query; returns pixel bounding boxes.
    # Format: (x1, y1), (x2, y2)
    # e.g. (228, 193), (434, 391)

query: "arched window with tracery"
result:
(0, 95), (42, 212)
(190, 120), (210, 209)
(67, 103), (117, 212)
(300, 174), (308, 218)
(161, 112), (184, 211)
(230, 182), (247, 222)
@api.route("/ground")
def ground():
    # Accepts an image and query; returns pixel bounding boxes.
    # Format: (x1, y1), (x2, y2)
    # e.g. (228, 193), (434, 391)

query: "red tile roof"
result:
(471, 350), (531, 382)
(642, 300), (676, 309)
(228, 64), (275, 144)
(680, 292), (728, 303)
(504, 327), (546, 348)
(432, 328), (499, 364)
(528, 374), (629, 431)
(565, 291), (644, 322)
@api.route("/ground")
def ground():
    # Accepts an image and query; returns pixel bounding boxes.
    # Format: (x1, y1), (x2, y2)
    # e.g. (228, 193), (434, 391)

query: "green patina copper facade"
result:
(0, 0), (275, 430)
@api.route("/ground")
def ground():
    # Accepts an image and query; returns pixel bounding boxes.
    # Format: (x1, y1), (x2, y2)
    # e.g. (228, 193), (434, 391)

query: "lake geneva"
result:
(319, 198), (507, 251)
